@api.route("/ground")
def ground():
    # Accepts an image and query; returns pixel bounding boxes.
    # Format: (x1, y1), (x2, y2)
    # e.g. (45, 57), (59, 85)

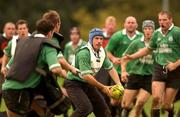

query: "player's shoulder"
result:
(110, 30), (124, 41)
(136, 31), (143, 36)
(76, 47), (90, 57)
(65, 41), (72, 48)
(173, 26), (180, 32)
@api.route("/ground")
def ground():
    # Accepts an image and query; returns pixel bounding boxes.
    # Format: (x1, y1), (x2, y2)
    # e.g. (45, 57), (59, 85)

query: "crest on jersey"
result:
(168, 36), (173, 42)
(157, 37), (161, 41)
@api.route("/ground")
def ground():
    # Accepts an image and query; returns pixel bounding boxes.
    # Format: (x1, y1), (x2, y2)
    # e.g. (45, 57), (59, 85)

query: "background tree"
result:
(0, 0), (179, 46)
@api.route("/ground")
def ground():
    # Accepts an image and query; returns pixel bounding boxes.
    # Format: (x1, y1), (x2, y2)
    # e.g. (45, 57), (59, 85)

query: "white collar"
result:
(34, 34), (46, 38)
(87, 42), (102, 53)
(77, 39), (83, 46)
(122, 29), (140, 40)
(2, 33), (7, 38)
(157, 23), (174, 36)
(28, 33), (31, 36)
(140, 35), (145, 42)
(122, 29), (140, 35)
(69, 39), (83, 47)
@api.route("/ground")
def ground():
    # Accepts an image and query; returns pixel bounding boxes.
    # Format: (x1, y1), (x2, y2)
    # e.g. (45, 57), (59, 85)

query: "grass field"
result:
(56, 78), (180, 117)
(1, 78), (178, 117)
(55, 98), (180, 117)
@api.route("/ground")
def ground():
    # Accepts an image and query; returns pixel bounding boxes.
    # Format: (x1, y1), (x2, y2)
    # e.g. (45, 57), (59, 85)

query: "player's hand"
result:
(71, 67), (79, 75)
(1, 67), (8, 78)
(121, 71), (129, 83)
(166, 62), (178, 71)
(112, 57), (121, 65)
(122, 54), (133, 62)
(101, 85), (112, 97)
(60, 69), (67, 78)
(61, 87), (69, 97)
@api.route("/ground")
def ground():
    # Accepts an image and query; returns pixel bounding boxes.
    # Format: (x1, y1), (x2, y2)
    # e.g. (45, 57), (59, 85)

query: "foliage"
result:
(0, 0), (179, 42)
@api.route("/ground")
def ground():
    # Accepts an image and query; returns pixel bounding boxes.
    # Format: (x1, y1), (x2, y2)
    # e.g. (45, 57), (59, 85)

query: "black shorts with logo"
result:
(152, 63), (180, 89)
(125, 74), (152, 94)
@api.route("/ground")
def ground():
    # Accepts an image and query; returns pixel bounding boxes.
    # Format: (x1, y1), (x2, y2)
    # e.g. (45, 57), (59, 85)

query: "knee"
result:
(135, 100), (145, 110)
(76, 105), (93, 116)
(152, 96), (161, 105)
(121, 101), (131, 109)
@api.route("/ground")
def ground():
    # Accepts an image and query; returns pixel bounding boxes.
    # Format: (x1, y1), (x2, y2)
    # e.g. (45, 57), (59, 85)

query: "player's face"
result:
(158, 14), (172, 32)
(143, 27), (154, 40)
(105, 21), (116, 34)
(4, 23), (16, 39)
(124, 17), (137, 33)
(92, 36), (103, 51)
(70, 31), (80, 45)
(17, 24), (29, 39)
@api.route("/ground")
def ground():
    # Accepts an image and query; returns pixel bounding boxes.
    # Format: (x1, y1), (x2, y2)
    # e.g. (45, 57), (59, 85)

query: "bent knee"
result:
(135, 101), (146, 109)
(76, 105), (93, 116)
(152, 96), (161, 104)
(121, 101), (131, 109)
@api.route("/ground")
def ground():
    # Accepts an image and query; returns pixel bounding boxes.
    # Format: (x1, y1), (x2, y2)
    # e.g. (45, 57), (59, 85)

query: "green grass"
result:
(56, 78), (180, 117)
(55, 97), (180, 117)
(0, 77), (179, 116)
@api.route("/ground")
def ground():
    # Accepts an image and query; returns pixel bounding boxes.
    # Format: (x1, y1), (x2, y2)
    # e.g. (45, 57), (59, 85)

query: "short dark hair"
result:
(69, 27), (81, 35)
(158, 11), (172, 19)
(42, 10), (60, 26)
(16, 19), (28, 29)
(36, 19), (54, 35)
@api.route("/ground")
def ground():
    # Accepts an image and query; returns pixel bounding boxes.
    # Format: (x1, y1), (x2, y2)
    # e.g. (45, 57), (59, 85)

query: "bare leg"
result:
(130, 89), (150, 117)
(162, 88), (178, 117)
(151, 81), (165, 117)
(152, 81), (165, 109)
(121, 89), (138, 117)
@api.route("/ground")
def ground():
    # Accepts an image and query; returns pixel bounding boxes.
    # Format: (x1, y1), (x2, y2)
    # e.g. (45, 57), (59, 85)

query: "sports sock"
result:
(121, 108), (131, 117)
(152, 109), (160, 117)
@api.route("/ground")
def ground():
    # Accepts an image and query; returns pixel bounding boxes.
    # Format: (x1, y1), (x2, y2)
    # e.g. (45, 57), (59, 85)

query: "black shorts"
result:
(95, 67), (111, 85)
(152, 63), (180, 89)
(110, 74), (126, 86)
(125, 74), (152, 94)
(3, 78), (71, 115)
(3, 88), (33, 115)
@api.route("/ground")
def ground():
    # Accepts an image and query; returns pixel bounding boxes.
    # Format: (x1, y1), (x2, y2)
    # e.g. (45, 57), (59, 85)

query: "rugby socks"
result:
(166, 108), (174, 117)
(121, 108), (131, 117)
(152, 109), (160, 117)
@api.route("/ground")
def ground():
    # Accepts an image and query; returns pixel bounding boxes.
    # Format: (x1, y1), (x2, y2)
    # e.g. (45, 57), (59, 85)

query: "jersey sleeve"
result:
(4, 40), (12, 57)
(6, 56), (14, 69)
(63, 44), (69, 60)
(102, 55), (113, 70)
(174, 27), (180, 46)
(105, 32), (120, 53)
(43, 46), (61, 70)
(147, 32), (158, 50)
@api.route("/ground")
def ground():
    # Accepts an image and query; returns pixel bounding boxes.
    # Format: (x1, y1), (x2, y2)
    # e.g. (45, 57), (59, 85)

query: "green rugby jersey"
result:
(3, 35), (61, 90)
(148, 24), (180, 66)
(106, 29), (143, 74)
(4, 40), (13, 57)
(124, 37), (154, 75)
(63, 39), (86, 64)
(67, 45), (113, 83)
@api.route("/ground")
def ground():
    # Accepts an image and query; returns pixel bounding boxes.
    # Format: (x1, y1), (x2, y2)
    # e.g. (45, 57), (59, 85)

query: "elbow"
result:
(51, 67), (67, 78)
